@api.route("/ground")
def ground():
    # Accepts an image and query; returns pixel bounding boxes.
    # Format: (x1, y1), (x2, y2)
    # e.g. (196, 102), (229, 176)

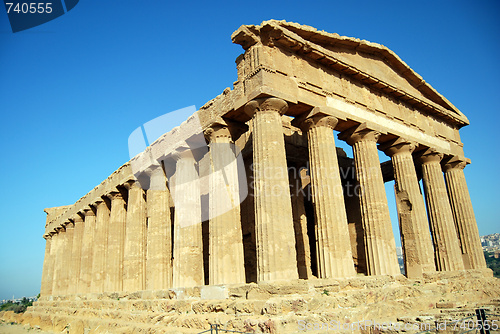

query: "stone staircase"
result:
(1, 269), (499, 334)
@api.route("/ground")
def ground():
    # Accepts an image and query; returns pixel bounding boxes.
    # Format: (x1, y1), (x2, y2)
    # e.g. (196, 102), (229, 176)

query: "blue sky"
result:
(0, 0), (498, 301)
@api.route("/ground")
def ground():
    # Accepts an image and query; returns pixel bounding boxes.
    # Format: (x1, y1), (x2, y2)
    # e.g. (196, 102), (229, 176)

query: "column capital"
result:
(338, 123), (380, 145)
(298, 114), (339, 132)
(70, 214), (83, 223)
(244, 97), (288, 118)
(416, 148), (444, 165)
(124, 179), (144, 190)
(94, 198), (104, 205)
(443, 156), (469, 172)
(106, 191), (124, 201)
(83, 207), (96, 217)
(204, 118), (248, 143)
(379, 138), (417, 157)
(204, 124), (232, 142)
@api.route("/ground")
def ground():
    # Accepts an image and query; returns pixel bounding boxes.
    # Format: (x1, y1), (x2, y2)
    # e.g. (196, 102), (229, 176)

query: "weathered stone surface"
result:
(91, 200), (109, 293)
(381, 138), (435, 277)
(172, 150), (204, 288)
(339, 125), (400, 276)
(123, 181), (147, 292)
(297, 112), (355, 279)
(105, 191), (126, 292)
(206, 124), (246, 285)
(36, 20), (490, 334)
(244, 97), (298, 282)
(444, 158), (486, 270)
(5, 271), (500, 334)
(418, 150), (464, 271)
(79, 208), (96, 294)
(146, 168), (173, 290)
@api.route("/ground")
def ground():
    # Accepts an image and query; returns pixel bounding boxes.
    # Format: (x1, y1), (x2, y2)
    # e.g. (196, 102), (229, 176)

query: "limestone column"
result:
(289, 164), (312, 279)
(49, 230), (60, 295)
(339, 124), (400, 276)
(172, 150), (204, 287)
(205, 124), (246, 285)
(52, 227), (66, 295)
(79, 208), (96, 293)
(61, 222), (74, 295)
(70, 215), (84, 294)
(146, 168), (173, 290)
(91, 200), (110, 293)
(244, 97), (298, 282)
(418, 150), (464, 271)
(381, 139), (435, 277)
(40, 234), (53, 296)
(105, 191), (127, 292)
(444, 157), (486, 269)
(298, 114), (356, 278)
(123, 181), (147, 291)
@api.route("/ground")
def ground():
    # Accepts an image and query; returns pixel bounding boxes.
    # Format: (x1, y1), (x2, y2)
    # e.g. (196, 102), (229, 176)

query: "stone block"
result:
(201, 285), (228, 300)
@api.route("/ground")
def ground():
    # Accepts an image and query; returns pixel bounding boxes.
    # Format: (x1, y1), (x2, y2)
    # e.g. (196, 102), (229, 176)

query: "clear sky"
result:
(0, 0), (498, 301)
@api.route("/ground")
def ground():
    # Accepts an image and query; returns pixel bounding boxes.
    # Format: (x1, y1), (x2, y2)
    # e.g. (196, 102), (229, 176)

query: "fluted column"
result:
(91, 200), (110, 293)
(52, 227), (66, 295)
(205, 124), (246, 285)
(49, 230), (60, 295)
(418, 150), (464, 271)
(172, 150), (204, 287)
(339, 124), (399, 276)
(70, 214), (84, 294)
(298, 114), (355, 278)
(40, 234), (53, 296)
(146, 168), (173, 290)
(381, 139), (435, 277)
(105, 191), (127, 292)
(444, 157), (486, 269)
(244, 97), (298, 282)
(61, 222), (74, 295)
(123, 181), (147, 291)
(79, 208), (96, 293)
(289, 164), (312, 279)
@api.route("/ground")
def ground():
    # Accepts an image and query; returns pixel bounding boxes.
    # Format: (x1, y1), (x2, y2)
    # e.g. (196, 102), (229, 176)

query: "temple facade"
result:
(40, 20), (486, 298)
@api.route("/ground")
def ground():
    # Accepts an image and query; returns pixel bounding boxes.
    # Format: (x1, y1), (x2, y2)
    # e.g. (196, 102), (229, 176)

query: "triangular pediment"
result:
(232, 20), (468, 127)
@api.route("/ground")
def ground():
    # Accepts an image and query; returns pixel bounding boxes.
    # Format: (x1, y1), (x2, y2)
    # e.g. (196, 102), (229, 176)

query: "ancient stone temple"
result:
(11, 20), (498, 333)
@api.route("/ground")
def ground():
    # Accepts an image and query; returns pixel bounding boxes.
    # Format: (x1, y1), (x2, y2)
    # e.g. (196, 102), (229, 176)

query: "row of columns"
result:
(40, 96), (486, 296)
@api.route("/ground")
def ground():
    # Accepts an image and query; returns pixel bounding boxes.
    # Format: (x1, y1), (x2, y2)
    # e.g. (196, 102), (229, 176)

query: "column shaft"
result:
(52, 228), (66, 295)
(79, 209), (96, 293)
(339, 126), (399, 276)
(420, 152), (464, 271)
(172, 153), (204, 287)
(444, 160), (486, 269)
(301, 115), (355, 278)
(146, 169), (173, 290)
(40, 235), (53, 296)
(290, 165), (312, 279)
(124, 182), (147, 291)
(91, 201), (109, 293)
(383, 140), (435, 277)
(245, 97), (298, 282)
(61, 223), (74, 295)
(206, 126), (246, 285)
(105, 192), (127, 292)
(71, 216), (84, 294)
